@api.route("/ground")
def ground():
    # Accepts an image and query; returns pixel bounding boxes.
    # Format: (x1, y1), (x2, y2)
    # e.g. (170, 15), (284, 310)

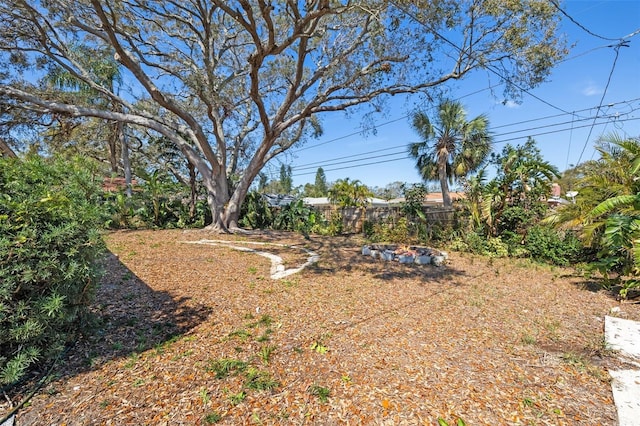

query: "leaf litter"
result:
(8, 229), (640, 425)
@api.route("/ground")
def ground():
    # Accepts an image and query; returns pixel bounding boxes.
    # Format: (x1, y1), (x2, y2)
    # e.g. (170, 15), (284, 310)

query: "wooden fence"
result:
(314, 205), (456, 233)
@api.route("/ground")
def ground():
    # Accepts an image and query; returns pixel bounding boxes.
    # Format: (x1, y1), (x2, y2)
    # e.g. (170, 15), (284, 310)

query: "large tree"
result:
(409, 100), (492, 208)
(0, 0), (566, 231)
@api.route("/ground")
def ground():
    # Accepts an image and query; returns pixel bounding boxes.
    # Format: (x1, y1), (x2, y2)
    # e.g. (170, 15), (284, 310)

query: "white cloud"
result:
(582, 82), (604, 96)
(502, 100), (520, 109)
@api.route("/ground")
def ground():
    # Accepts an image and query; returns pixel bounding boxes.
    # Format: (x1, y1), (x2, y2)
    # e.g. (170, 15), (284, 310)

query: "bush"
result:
(0, 156), (105, 386)
(523, 225), (583, 266)
(239, 191), (273, 229)
(311, 210), (342, 236)
(365, 217), (414, 243)
(272, 199), (319, 235)
(449, 232), (509, 258)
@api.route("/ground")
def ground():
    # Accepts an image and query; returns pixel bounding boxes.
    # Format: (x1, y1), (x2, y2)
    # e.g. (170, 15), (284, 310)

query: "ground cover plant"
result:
(6, 229), (640, 425)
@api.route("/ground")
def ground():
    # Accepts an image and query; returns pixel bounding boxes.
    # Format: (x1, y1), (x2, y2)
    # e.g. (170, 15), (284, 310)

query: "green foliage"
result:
(272, 199), (319, 235)
(366, 217), (412, 243)
(206, 358), (248, 379)
(308, 384), (331, 403)
(437, 418), (467, 426)
(400, 183), (428, 220)
(239, 191), (273, 229)
(588, 213), (640, 298)
(523, 226), (583, 266)
(243, 367), (278, 391)
(0, 155), (105, 385)
(548, 134), (640, 297)
(409, 100), (492, 208)
(311, 210), (343, 236)
(103, 169), (209, 229)
(328, 178), (372, 208)
(203, 411), (222, 424)
(451, 225), (583, 265)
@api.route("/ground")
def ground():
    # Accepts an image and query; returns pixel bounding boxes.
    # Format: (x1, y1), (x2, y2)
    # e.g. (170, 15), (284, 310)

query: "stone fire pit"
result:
(362, 244), (448, 266)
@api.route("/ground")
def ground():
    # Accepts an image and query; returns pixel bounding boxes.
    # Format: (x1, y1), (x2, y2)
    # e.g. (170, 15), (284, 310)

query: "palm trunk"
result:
(439, 156), (452, 209)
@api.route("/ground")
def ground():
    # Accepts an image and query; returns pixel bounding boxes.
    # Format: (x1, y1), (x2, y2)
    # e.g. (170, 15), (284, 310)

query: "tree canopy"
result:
(409, 100), (492, 208)
(0, 0), (567, 231)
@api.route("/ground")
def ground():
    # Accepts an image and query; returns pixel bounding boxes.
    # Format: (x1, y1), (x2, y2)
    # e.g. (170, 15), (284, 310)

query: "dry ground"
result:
(9, 229), (640, 425)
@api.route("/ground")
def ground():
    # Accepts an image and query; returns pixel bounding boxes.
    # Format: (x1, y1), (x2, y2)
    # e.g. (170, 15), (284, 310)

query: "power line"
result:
(291, 94), (639, 160)
(290, 85), (498, 154)
(294, 150), (408, 172)
(492, 116), (638, 146)
(390, 0), (574, 116)
(290, 100), (639, 171)
(291, 116), (640, 177)
(291, 2), (640, 174)
(565, 112), (575, 170)
(294, 145), (407, 169)
(576, 41), (628, 165)
(549, 0), (623, 42)
(293, 156), (408, 177)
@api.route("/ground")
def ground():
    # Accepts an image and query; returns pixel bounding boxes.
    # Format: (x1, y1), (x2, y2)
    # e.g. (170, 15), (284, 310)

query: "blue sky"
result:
(282, 0), (640, 191)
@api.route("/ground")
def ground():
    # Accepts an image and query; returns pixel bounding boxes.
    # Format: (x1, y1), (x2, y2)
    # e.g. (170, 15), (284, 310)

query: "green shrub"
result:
(272, 199), (319, 235)
(239, 191), (273, 229)
(449, 231), (487, 255)
(523, 225), (583, 266)
(486, 236), (509, 258)
(103, 169), (209, 230)
(0, 155), (105, 386)
(366, 217), (412, 243)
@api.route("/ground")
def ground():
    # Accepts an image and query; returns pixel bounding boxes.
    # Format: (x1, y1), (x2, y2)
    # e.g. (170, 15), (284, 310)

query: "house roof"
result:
(302, 197), (390, 207)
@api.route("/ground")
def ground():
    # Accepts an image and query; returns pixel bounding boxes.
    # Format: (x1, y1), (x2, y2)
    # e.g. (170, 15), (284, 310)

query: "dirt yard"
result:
(10, 229), (640, 425)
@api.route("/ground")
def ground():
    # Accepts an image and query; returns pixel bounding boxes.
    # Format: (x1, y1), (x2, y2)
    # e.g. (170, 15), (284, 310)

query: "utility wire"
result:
(290, 2), (639, 171)
(294, 150), (408, 172)
(293, 156), (408, 177)
(576, 42), (627, 164)
(565, 112), (575, 170)
(549, 0), (623, 42)
(291, 102), (639, 170)
(292, 116), (640, 177)
(292, 112), (616, 170)
(291, 95), (639, 160)
(290, 84), (498, 154)
(391, 1), (574, 117)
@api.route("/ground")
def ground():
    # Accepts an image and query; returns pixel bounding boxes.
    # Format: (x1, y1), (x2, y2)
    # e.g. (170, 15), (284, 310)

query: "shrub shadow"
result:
(56, 251), (213, 380)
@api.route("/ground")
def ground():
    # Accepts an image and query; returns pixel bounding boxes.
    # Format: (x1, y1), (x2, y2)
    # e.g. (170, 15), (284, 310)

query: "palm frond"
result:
(589, 194), (639, 218)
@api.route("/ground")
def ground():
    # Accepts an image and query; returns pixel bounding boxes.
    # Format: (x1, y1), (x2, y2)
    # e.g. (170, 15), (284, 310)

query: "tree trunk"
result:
(0, 138), (17, 158)
(203, 172), (232, 232)
(439, 156), (452, 209)
(108, 122), (119, 174)
(119, 122), (132, 197)
(188, 162), (197, 220)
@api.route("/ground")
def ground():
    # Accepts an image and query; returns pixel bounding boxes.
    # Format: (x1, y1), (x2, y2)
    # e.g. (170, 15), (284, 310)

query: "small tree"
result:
(313, 168), (328, 197)
(328, 178), (372, 208)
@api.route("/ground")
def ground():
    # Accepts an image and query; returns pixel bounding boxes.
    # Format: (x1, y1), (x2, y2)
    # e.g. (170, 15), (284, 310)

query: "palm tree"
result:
(545, 133), (640, 297)
(409, 100), (492, 209)
(328, 178), (372, 208)
(584, 135), (640, 295)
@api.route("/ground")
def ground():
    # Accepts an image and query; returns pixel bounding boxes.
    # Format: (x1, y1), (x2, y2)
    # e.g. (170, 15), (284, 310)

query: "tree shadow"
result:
(51, 251), (213, 381)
